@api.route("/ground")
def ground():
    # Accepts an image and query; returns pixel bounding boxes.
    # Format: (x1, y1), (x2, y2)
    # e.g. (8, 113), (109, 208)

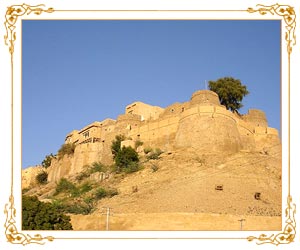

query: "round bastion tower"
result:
(175, 90), (242, 153)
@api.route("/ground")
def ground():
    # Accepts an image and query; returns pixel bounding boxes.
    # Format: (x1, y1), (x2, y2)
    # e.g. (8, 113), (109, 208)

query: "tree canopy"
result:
(208, 77), (249, 112)
(22, 195), (73, 230)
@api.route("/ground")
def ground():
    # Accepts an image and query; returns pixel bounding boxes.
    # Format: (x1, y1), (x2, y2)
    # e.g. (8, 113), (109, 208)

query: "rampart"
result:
(47, 90), (280, 182)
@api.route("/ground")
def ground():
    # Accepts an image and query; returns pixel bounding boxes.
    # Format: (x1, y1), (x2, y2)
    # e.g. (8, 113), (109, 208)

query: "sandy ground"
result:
(70, 212), (281, 231)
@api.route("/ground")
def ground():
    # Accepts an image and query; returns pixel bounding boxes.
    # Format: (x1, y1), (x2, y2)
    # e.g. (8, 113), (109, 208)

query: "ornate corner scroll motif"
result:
(247, 3), (296, 55)
(4, 3), (54, 245)
(4, 195), (54, 245)
(247, 196), (296, 245)
(4, 3), (54, 54)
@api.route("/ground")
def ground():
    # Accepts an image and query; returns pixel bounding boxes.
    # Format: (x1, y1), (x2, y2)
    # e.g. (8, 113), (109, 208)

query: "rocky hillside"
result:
(22, 143), (281, 230)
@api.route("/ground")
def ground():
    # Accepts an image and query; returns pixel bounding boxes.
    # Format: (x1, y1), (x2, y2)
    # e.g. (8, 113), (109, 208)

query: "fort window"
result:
(83, 131), (89, 138)
(128, 110), (133, 114)
(181, 107), (185, 112)
(171, 109), (174, 113)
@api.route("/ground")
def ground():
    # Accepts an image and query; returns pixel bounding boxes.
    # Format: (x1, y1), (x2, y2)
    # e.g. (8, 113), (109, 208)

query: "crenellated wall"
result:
(44, 89), (280, 183)
(175, 105), (242, 153)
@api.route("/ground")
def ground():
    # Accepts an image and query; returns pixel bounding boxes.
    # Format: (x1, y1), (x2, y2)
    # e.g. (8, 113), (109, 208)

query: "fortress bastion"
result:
(47, 90), (280, 183)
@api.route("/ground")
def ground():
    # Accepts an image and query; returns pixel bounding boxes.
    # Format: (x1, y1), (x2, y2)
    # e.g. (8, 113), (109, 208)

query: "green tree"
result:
(36, 171), (48, 185)
(115, 146), (139, 168)
(22, 195), (72, 230)
(208, 77), (249, 112)
(111, 134), (126, 159)
(41, 154), (54, 168)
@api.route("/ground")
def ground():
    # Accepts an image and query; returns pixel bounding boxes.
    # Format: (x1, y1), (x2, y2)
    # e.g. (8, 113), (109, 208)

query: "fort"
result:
(46, 89), (280, 183)
(22, 89), (282, 230)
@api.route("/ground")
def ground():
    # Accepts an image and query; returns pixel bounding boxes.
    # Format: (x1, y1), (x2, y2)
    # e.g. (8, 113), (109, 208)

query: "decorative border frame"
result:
(2, 2), (297, 246)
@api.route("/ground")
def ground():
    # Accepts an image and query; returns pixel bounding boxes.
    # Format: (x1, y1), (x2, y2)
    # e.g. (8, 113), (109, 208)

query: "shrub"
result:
(75, 170), (90, 181)
(54, 178), (77, 196)
(57, 143), (76, 159)
(89, 162), (107, 174)
(41, 154), (54, 168)
(94, 187), (108, 200)
(80, 182), (93, 193)
(115, 146), (139, 169)
(123, 161), (141, 173)
(143, 147), (153, 154)
(107, 188), (118, 197)
(36, 171), (48, 184)
(135, 140), (144, 149)
(146, 148), (163, 160)
(64, 203), (93, 215)
(111, 134), (126, 159)
(22, 188), (30, 194)
(22, 195), (72, 230)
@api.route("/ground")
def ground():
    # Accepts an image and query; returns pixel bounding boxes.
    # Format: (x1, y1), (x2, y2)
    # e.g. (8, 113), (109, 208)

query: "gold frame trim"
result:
(3, 3), (296, 246)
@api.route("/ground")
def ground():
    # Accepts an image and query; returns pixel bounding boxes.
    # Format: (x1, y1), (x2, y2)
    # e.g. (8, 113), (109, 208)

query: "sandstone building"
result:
(46, 89), (280, 183)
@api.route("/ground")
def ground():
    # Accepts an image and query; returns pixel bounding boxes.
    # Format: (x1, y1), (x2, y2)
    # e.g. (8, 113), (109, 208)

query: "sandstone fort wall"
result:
(46, 90), (280, 183)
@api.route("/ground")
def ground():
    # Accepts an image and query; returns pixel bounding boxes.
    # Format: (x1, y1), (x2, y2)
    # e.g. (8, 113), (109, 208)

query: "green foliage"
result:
(22, 188), (30, 194)
(64, 203), (93, 215)
(41, 154), (54, 168)
(54, 178), (77, 196)
(111, 134), (126, 159)
(76, 162), (109, 181)
(115, 146), (139, 170)
(208, 77), (249, 112)
(146, 148), (163, 160)
(94, 187), (118, 200)
(52, 198), (94, 215)
(123, 161), (141, 173)
(89, 162), (107, 173)
(94, 187), (108, 200)
(36, 171), (48, 185)
(57, 143), (76, 159)
(22, 195), (72, 230)
(135, 140), (144, 149)
(80, 182), (93, 193)
(143, 147), (153, 154)
(75, 170), (90, 181)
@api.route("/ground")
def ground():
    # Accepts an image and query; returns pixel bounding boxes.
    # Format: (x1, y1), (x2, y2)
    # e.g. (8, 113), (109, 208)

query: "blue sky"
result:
(22, 20), (280, 168)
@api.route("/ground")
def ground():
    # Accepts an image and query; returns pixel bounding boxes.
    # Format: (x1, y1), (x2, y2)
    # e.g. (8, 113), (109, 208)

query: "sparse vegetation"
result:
(36, 171), (48, 185)
(151, 164), (159, 172)
(195, 156), (206, 166)
(75, 162), (109, 181)
(89, 162), (108, 173)
(143, 147), (152, 154)
(94, 187), (107, 199)
(135, 140), (144, 149)
(57, 143), (76, 159)
(146, 148), (163, 160)
(94, 187), (118, 200)
(41, 153), (55, 168)
(22, 195), (72, 230)
(80, 182), (93, 193)
(54, 178), (77, 196)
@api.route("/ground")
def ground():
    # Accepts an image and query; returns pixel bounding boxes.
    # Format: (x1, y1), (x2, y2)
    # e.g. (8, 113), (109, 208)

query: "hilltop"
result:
(22, 89), (281, 230)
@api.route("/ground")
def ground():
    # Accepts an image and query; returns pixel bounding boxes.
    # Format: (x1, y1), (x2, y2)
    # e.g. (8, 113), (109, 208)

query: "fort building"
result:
(47, 89), (280, 182)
